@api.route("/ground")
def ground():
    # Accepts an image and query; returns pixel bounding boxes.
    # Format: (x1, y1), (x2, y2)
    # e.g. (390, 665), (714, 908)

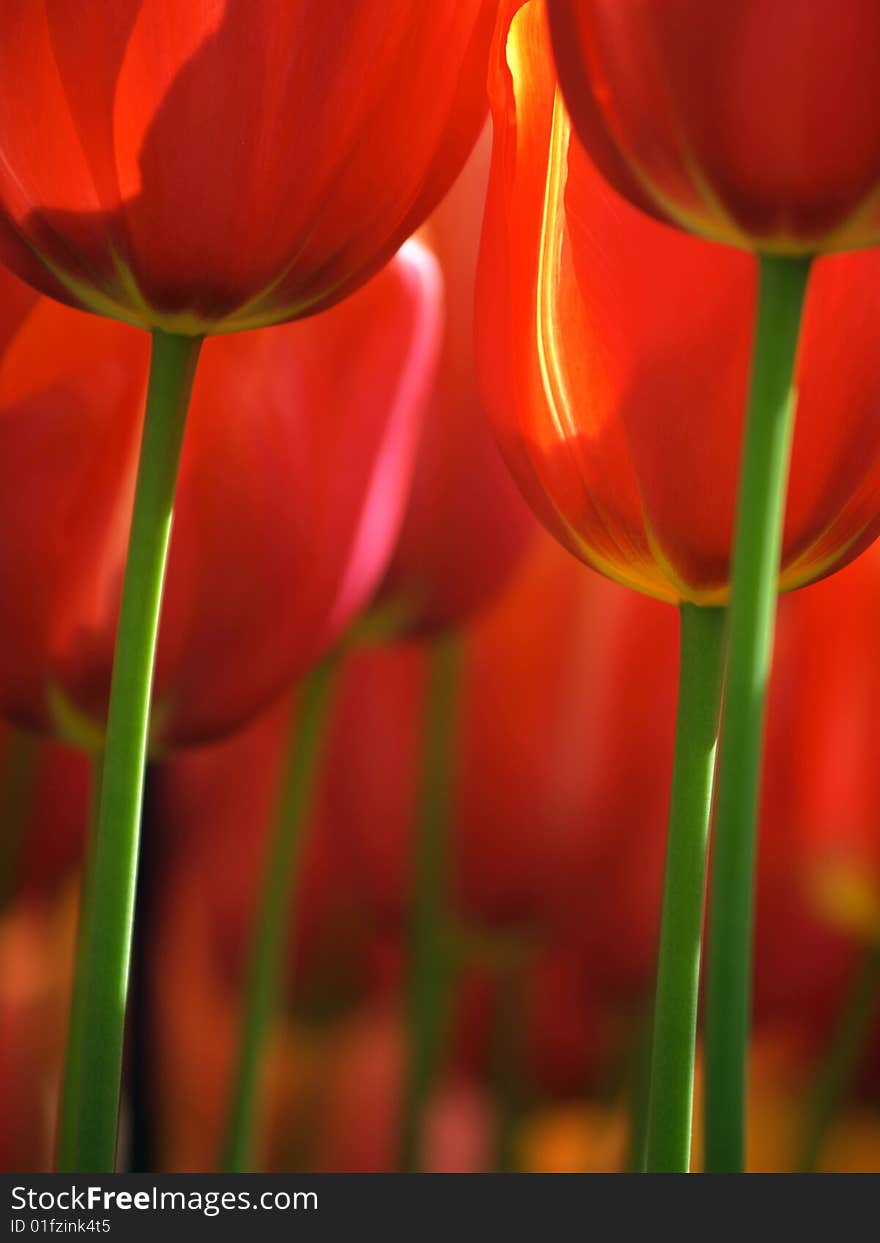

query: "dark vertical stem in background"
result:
(222, 660), (337, 1172)
(400, 635), (462, 1173)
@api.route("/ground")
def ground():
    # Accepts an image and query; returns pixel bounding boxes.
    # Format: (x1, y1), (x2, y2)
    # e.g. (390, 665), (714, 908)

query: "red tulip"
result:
(546, 0), (880, 253)
(0, 244), (440, 746)
(0, 1), (495, 332)
(478, 0), (880, 605)
(375, 131), (535, 636)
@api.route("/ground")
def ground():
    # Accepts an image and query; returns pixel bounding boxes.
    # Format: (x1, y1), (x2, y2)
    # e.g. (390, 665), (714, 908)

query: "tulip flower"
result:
(478, 5), (880, 606)
(0, 236), (439, 1171)
(541, 1), (880, 1170)
(0, 250), (439, 749)
(0, 2), (493, 1172)
(376, 130), (535, 637)
(0, 1), (495, 335)
(479, 0), (880, 1171)
(546, 0), (880, 257)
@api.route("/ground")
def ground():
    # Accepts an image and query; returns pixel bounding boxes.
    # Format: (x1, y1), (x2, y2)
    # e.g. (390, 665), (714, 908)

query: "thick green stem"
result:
(56, 331), (202, 1173)
(399, 635), (462, 1174)
(798, 942), (880, 1172)
(222, 660), (337, 1173)
(704, 255), (812, 1173)
(644, 604), (726, 1172)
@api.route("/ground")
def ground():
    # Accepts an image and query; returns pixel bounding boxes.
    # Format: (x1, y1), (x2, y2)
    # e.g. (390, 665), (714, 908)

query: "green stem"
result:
(222, 660), (338, 1173)
(704, 255), (812, 1173)
(56, 331), (202, 1173)
(399, 635), (462, 1174)
(798, 942), (880, 1172)
(644, 604), (726, 1172)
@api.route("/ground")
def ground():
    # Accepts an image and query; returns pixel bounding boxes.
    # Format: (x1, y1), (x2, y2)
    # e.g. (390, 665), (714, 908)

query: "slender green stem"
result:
(798, 942), (880, 1172)
(704, 255), (812, 1173)
(399, 635), (462, 1173)
(644, 604), (726, 1173)
(222, 660), (338, 1173)
(0, 727), (40, 908)
(56, 331), (202, 1173)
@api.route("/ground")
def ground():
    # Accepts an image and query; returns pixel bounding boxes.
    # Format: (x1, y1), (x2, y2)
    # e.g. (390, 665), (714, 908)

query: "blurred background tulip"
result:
(0, 0), (495, 332)
(547, 0), (880, 254)
(376, 129), (534, 637)
(0, 244), (440, 749)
